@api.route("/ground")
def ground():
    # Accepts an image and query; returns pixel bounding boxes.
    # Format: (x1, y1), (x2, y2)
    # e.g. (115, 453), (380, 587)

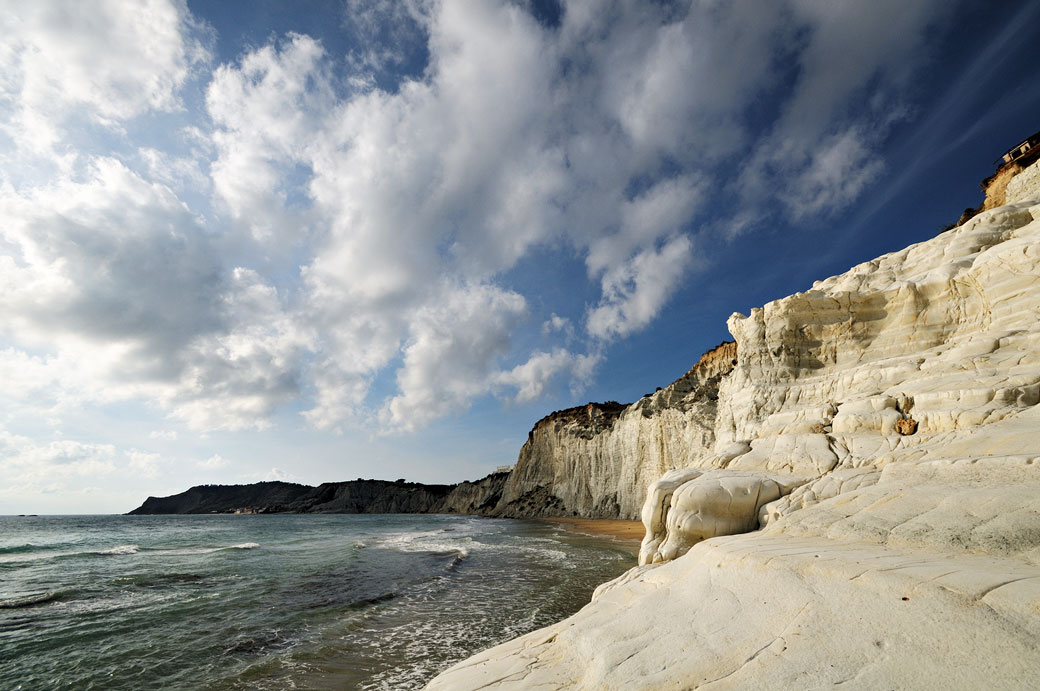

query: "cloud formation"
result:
(0, 0), (954, 443)
(0, 0), (207, 153)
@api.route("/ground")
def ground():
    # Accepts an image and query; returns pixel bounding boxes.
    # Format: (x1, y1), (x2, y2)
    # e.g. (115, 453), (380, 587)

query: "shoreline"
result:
(535, 516), (644, 543)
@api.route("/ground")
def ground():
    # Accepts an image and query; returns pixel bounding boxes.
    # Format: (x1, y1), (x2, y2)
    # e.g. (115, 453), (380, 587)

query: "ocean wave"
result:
(97, 544), (139, 555)
(0, 543), (39, 554)
(148, 547), (220, 556)
(146, 542), (259, 556)
(0, 591), (63, 609)
(376, 529), (446, 547)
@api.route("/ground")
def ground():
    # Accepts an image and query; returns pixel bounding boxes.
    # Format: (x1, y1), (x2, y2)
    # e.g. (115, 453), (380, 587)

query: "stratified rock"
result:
(426, 160), (1040, 690)
(492, 342), (737, 519)
(436, 472), (512, 514)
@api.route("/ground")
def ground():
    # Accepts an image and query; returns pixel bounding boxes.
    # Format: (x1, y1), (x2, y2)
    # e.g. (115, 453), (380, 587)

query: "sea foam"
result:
(98, 545), (139, 555)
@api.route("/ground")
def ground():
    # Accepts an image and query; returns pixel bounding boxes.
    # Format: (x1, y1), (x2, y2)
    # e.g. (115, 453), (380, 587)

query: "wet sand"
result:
(537, 517), (644, 542)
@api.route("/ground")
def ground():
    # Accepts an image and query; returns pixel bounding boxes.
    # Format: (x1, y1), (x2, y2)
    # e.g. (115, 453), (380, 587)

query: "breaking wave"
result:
(97, 545), (139, 555)
(0, 591), (64, 609)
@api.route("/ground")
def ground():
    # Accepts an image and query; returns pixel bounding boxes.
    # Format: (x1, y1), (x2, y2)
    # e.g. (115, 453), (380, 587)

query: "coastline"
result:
(425, 162), (1040, 690)
(535, 517), (644, 544)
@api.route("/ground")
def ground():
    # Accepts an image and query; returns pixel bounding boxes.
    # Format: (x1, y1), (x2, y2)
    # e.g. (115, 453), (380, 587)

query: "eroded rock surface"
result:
(492, 342), (737, 519)
(639, 468), (804, 564)
(426, 161), (1040, 690)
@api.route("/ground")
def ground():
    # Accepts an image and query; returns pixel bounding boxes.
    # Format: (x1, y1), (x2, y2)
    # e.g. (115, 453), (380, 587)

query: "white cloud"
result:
(126, 449), (161, 478)
(0, 158), (308, 430)
(735, 0), (946, 220)
(198, 453), (229, 470)
(0, 0), (208, 152)
(207, 32), (330, 243)
(0, 0), (959, 445)
(495, 348), (600, 404)
(0, 431), (118, 496)
(342, 0), (430, 78)
(262, 467), (296, 482)
(380, 283), (527, 432)
(587, 235), (695, 341)
(166, 267), (311, 431)
(138, 146), (208, 192)
(542, 314), (574, 340)
(785, 128), (886, 220)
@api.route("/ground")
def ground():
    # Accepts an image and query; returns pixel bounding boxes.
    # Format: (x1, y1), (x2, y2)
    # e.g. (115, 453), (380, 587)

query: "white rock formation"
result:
(427, 160), (1040, 690)
(639, 467), (804, 564)
(493, 343), (736, 519)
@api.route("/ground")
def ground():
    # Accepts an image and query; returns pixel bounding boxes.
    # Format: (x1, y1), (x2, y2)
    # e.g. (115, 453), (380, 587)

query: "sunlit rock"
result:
(426, 160), (1040, 691)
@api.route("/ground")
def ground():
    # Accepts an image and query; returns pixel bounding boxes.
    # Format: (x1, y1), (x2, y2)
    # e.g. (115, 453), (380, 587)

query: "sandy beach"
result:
(536, 517), (645, 542)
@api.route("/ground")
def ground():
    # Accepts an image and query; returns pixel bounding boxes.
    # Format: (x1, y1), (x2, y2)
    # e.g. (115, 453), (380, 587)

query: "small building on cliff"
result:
(998, 128), (1040, 166)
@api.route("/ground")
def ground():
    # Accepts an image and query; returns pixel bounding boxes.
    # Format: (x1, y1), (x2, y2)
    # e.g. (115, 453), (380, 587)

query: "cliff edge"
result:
(490, 341), (737, 520)
(426, 159), (1040, 689)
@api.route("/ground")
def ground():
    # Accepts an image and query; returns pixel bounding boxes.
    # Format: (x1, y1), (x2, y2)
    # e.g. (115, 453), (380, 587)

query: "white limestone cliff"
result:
(491, 342), (736, 519)
(426, 160), (1040, 690)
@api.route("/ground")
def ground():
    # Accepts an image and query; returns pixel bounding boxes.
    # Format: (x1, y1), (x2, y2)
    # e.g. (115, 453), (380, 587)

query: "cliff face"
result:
(437, 472), (512, 514)
(427, 160), (1040, 690)
(128, 473), (510, 516)
(492, 342), (736, 520)
(496, 161), (1040, 527)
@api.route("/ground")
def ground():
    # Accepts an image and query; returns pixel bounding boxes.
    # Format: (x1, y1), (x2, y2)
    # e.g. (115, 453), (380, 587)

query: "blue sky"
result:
(2, 0), (1039, 514)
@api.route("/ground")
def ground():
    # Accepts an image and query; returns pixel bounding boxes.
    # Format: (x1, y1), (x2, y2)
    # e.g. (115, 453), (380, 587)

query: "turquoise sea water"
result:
(0, 514), (636, 690)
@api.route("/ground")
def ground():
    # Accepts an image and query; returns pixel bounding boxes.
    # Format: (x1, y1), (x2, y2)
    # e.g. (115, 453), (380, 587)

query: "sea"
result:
(0, 513), (637, 690)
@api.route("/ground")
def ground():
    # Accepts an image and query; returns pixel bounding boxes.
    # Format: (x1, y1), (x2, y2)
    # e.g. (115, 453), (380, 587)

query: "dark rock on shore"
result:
(128, 472), (511, 516)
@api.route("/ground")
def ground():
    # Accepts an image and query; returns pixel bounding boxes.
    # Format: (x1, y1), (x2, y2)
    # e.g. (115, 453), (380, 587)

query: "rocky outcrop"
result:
(284, 479), (456, 513)
(638, 468), (804, 564)
(426, 160), (1040, 690)
(128, 481), (314, 514)
(128, 472), (511, 515)
(492, 342), (737, 520)
(436, 472), (513, 514)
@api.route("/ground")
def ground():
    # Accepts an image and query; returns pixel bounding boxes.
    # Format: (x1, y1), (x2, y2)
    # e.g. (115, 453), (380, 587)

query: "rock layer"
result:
(427, 161), (1040, 690)
(491, 342), (737, 520)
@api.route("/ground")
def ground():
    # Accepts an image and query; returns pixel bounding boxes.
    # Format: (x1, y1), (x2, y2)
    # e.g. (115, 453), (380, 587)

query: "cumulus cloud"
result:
(207, 32), (331, 243)
(0, 157), (223, 352)
(0, 0), (958, 448)
(198, 453), (229, 470)
(495, 348), (600, 404)
(0, 0), (208, 152)
(380, 283), (528, 432)
(0, 158), (307, 430)
(587, 235), (695, 341)
(0, 431), (118, 495)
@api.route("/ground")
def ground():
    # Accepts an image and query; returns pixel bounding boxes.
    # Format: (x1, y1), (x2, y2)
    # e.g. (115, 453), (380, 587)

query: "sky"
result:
(1, 0), (1039, 514)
